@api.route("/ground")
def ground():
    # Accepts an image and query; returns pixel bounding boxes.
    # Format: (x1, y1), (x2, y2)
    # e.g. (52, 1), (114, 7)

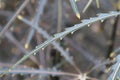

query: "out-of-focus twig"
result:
(64, 37), (102, 66)
(0, 0), (30, 38)
(82, 0), (100, 13)
(82, 0), (93, 13)
(25, 0), (47, 49)
(5, 31), (39, 65)
(35, 33), (46, 67)
(106, 15), (119, 58)
(0, 26), (38, 65)
(57, 0), (62, 32)
(0, 62), (29, 69)
(0, 10), (13, 18)
(96, 0), (100, 8)
(0, 69), (79, 77)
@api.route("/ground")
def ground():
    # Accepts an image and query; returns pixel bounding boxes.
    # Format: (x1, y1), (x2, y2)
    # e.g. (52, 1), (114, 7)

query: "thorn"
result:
(76, 13), (80, 19)
(25, 43), (29, 49)
(17, 15), (23, 20)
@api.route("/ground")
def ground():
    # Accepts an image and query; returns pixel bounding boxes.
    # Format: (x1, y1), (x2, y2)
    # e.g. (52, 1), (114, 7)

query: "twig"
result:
(5, 31), (39, 65)
(0, 62), (29, 69)
(0, 69), (79, 77)
(0, 0), (30, 37)
(35, 33), (46, 67)
(25, 0), (47, 49)
(106, 15), (119, 58)
(57, 0), (62, 32)
(69, 0), (80, 19)
(82, 0), (93, 13)
(0, 25), (39, 65)
(0, 10), (13, 18)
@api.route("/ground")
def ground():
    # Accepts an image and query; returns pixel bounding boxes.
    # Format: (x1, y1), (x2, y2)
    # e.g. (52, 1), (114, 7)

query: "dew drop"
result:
(75, 0), (77, 2)
(101, 20), (104, 22)
(74, 24), (77, 26)
(66, 48), (70, 52)
(60, 37), (63, 40)
(8, 69), (12, 72)
(10, 27), (14, 31)
(34, 53), (36, 55)
(35, 46), (38, 48)
(71, 31), (74, 34)
(42, 48), (44, 50)
(87, 24), (90, 27)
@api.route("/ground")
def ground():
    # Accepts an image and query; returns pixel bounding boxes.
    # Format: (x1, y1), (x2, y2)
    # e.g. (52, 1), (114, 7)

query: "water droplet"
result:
(66, 48), (69, 52)
(76, 13), (80, 19)
(10, 27), (14, 31)
(60, 37), (63, 40)
(101, 20), (104, 22)
(8, 69), (12, 72)
(71, 31), (74, 34)
(87, 24), (90, 27)
(75, 0), (77, 2)
(17, 15), (23, 20)
(35, 46), (38, 48)
(34, 53), (36, 55)
(42, 48), (44, 50)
